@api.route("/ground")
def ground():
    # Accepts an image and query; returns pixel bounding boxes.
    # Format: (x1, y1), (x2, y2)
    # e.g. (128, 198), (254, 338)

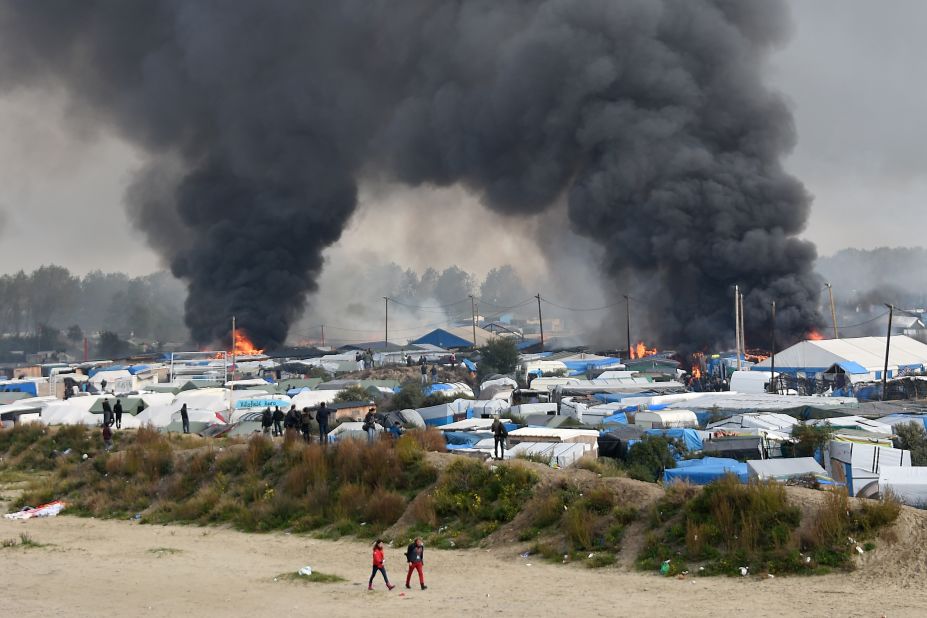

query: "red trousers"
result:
(406, 561), (424, 586)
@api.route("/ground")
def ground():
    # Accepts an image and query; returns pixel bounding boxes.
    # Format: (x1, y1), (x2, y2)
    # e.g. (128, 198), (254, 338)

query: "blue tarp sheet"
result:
(88, 365), (128, 377)
(562, 358), (622, 374)
(0, 382), (37, 396)
(644, 428), (703, 452)
(663, 457), (748, 484)
(462, 359), (477, 372)
(442, 431), (481, 447)
(127, 364), (151, 375)
(413, 329), (473, 349)
(287, 387), (311, 396)
(601, 412), (629, 425)
(836, 361), (869, 374)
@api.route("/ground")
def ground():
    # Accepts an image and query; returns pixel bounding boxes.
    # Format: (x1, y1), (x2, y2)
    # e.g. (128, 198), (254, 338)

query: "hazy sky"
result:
(0, 1), (923, 278)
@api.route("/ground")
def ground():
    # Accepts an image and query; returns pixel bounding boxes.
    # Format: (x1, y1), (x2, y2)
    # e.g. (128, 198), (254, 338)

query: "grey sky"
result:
(0, 0), (921, 277)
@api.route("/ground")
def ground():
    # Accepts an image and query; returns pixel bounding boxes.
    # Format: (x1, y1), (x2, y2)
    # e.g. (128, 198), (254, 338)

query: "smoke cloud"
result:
(0, 0), (820, 349)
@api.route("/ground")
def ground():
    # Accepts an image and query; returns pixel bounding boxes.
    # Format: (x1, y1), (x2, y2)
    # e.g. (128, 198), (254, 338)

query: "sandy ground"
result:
(2, 515), (926, 618)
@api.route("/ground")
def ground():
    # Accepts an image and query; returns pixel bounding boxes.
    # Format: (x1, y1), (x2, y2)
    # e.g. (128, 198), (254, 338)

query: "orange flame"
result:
(231, 331), (264, 356)
(806, 330), (825, 341)
(629, 341), (657, 360)
(691, 366), (702, 379)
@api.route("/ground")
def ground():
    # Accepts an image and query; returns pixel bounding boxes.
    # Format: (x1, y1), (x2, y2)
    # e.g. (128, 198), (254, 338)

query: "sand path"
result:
(2, 515), (926, 617)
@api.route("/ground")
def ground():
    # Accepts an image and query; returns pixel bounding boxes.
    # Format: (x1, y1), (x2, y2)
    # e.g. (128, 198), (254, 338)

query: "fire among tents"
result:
(629, 341), (657, 360)
(232, 331), (264, 356)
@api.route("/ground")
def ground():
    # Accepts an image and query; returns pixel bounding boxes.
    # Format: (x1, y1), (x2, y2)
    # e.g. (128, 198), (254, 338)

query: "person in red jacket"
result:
(368, 539), (395, 591)
(405, 537), (427, 590)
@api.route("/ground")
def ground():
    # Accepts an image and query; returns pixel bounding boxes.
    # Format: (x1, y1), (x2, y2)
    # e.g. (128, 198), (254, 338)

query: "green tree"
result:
(97, 330), (132, 358)
(893, 422), (927, 465)
(626, 435), (679, 482)
(477, 337), (519, 380)
(789, 423), (834, 458)
(480, 265), (528, 311)
(334, 385), (373, 403)
(66, 324), (84, 343)
(387, 381), (425, 411)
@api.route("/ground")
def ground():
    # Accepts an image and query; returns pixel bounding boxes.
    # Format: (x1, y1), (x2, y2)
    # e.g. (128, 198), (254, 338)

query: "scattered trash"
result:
(856, 546), (864, 555)
(660, 560), (671, 575)
(805, 556), (812, 564)
(359, 522), (367, 527)
(698, 566), (705, 572)
(4, 500), (66, 520)
(82, 454), (88, 460)
(587, 553), (594, 559)
(526, 563), (532, 567)
(298, 566), (313, 577)
(519, 551), (531, 558)
(767, 574), (775, 579)
(449, 540), (455, 547)
(132, 513), (142, 520)
(739, 566), (748, 576)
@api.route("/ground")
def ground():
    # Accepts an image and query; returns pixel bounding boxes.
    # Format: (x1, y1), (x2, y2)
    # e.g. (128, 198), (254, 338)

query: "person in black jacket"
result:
(272, 406), (284, 437)
(113, 399), (123, 429)
(180, 403), (190, 434)
(101, 398), (113, 427)
(261, 407), (273, 436)
(316, 402), (330, 445)
(491, 417), (507, 461)
(284, 405), (298, 435)
(405, 537), (426, 590)
(300, 407), (312, 442)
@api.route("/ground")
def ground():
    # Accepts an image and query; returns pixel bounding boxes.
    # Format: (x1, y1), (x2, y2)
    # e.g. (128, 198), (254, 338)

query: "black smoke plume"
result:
(0, 0), (820, 349)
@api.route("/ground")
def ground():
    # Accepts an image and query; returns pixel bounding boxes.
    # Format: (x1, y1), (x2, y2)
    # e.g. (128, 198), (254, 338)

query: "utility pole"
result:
(768, 301), (776, 394)
(882, 304), (894, 401)
(826, 283), (839, 339)
(469, 295), (478, 348)
(320, 324), (325, 348)
(383, 297), (389, 350)
(535, 293), (545, 352)
(624, 295), (631, 359)
(231, 315), (236, 368)
(734, 285), (742, 370)
(738, 288), (746, 364)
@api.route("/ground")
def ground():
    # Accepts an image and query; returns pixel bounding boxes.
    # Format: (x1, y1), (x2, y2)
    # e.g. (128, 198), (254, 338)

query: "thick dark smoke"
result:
(0, 0), (820, 349)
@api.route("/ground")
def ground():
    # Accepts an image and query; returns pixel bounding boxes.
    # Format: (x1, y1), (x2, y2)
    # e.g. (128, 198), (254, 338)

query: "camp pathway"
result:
(0, 515), (924, 617)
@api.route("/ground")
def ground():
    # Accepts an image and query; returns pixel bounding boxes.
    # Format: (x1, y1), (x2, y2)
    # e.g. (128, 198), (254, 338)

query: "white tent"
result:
(291, 389), (339, 409)
(825, 440), (911, 496)
(879, 466), (927, 506)
(505, 441), (593, 467)
(755, 335), (927, 380)
(747, 457), (826, 480)
(634, 409), (698, 430)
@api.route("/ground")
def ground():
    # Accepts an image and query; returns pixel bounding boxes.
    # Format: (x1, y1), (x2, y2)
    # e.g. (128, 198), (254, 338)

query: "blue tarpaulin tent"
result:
(462, 359), (477, 372)
(601, 412), (629, 425)
(412, 329), (472, 349)
(644, 428), (703, 452)
(663, 457), (748, 484)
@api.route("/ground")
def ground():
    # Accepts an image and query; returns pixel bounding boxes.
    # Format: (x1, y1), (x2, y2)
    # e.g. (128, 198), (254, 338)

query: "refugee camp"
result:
(3, 2), (927, 617)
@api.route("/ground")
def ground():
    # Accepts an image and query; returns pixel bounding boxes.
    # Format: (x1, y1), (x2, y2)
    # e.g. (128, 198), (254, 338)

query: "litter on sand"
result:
(4, 500), (66, 520)
(298, 566), (313, 576)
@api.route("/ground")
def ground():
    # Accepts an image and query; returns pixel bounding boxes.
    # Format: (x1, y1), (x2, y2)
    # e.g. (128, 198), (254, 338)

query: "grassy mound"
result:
(275, 571), (345, 584)
(9, 425), (441, 538)
(404, 458), (538, 548)
(638, 475), (900, 576)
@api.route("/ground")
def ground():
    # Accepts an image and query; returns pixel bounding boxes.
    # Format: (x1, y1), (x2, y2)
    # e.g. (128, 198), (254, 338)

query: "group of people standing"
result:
(368, 537), (427, 591)
(100, 397), (145, 450)
(260, 403), (331, 444)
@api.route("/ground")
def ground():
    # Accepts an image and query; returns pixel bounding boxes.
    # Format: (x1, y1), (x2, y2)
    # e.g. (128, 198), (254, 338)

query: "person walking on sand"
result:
(491, 416), (508, 460)
(113, 398), (123, 429)
(405, 537), (427, 590)
(316, 401), (330, 444)
(368, 539), (395, 591)
(179, 403), (190, 434)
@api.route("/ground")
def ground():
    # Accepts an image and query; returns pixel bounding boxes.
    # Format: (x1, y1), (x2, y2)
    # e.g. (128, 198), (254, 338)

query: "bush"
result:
(789, 423), (834, 458)
(893, 422), (927, 465)
(626, 435), (678, 482)
(334, 385), (373, 404)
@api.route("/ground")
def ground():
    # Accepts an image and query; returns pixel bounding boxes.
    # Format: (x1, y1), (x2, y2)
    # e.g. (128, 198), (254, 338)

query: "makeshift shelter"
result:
(663, 457), (748, 485)
(754, 335), (927, 380)
(701, 436), (767, 460)
(598, 425), (647, 460)
(634, 409), (697, 430)
(505, 441), (592, 467)
(412, 327), (492, 348)
(643, 428), (704, 452)
(416, 399), (471, 426)
(879, 466), (927, 506)
(328, 421), (383, 442)
(825, 441), (911, 496)
(507, 427), (599, 446)
(747, 457), (826, 481)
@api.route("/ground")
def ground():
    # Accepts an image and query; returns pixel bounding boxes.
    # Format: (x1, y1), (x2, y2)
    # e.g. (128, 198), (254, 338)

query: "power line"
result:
(836, 310), (890, 330)
(539, 297), (626, 312)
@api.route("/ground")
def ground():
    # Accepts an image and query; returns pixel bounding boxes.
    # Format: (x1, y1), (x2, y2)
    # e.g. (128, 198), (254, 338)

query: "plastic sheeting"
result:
(643, 428), (704, 452)
(879, 466), (927, 507)
(663, 457), (748, 485)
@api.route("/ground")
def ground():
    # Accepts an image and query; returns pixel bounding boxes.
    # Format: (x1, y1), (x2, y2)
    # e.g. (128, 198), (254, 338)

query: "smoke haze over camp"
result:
(0, 1), (925, 351)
